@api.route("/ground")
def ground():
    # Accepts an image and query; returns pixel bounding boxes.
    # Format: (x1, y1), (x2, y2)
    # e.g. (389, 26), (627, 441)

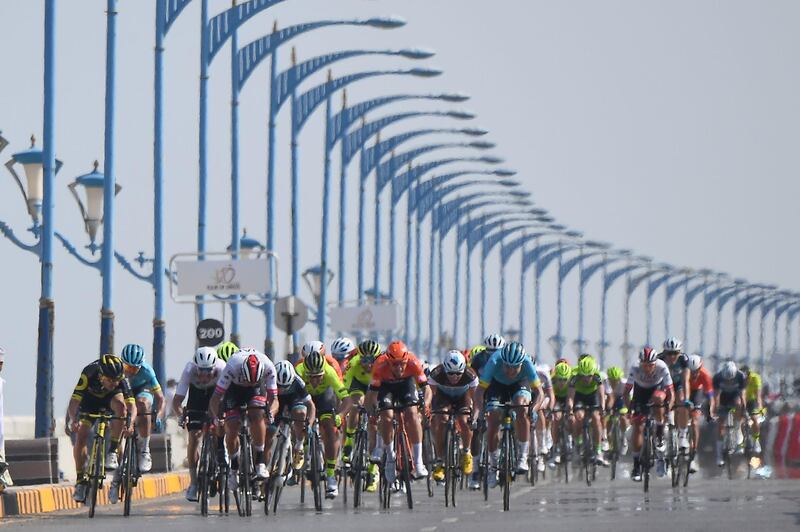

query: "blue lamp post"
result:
(682, 269), (714, 354)
(711, 280), (747, 369)
(597, 256), (644, 367)
(572, 241), (617, 354)
(732, 284), (761, 361)
(697, 273), (730, 357)
(644, 266), (674, 345)
(620, 258), (661, 368)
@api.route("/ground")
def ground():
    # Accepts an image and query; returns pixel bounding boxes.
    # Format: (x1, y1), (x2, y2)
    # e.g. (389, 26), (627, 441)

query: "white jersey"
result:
(627, 360), (673, 390)
(176, 359), (226, 395)
(215, 350), (277, 395)
(535, 364), (552, 390)
(609, 378), (629, 397)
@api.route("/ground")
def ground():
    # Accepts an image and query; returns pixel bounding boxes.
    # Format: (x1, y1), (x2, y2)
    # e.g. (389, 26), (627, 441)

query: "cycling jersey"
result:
(569, 372), (603, 396)
(369, 353), (428, 389)
(72, 360), (134, 403)
(689, 367), (714, 396)
(469, 349), (497, 377)
(296, 354), (343, 380)
(658, 352), (689, 388)
(428, 366), (478, 398)
(478, 351), (540, 389)
(176, 359), (226, 395)
(608, 378), (629, 397)
(277, 377), (312, 413)
(626, 360), (673, 390)
(343, 354), (372, 390)
(535, 365), (552, 391)
(551, 377), (570, 399)
(745, 372), (762, 402)
(215, 350), (277, 396)
(127, 361), (162, 395)
(296, 360), (349, 400)
(712, 371), (746, 395)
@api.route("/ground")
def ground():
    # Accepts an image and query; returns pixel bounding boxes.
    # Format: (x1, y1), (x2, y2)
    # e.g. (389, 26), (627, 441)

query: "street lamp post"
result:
(645, 267), (673, 346)
(597, 257), (641, 367)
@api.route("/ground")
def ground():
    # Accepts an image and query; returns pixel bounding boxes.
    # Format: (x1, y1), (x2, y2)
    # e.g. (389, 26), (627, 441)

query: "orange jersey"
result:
(369, 353), (427, 388)
(297, 354), (343, 380)
(689, 366), (714, 394)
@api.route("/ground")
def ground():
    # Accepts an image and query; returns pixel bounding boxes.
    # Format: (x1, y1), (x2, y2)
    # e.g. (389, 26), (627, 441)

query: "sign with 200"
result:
(196, 318), (225, 347)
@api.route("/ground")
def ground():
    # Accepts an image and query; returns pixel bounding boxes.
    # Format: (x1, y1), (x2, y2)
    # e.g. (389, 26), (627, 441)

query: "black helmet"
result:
(99, 354), (124, 379)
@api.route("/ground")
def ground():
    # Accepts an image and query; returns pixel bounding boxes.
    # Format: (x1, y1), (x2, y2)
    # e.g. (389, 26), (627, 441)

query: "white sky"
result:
(1, 1), (798, 415)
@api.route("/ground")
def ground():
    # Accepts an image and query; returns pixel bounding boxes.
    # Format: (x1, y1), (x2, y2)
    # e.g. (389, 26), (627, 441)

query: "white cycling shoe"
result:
(139, 450), (153, 473)
(106, 451), (119, 471)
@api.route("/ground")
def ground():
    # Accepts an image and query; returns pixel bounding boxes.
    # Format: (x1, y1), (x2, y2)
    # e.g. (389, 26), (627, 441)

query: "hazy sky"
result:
(1, 1), (798, 416)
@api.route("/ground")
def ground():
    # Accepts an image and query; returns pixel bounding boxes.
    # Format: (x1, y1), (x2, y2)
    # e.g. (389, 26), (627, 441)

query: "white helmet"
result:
(663, 337), (683, 353)
(330, 337), (355, 359)
(721, 361), (737, 380)
(194, 346), (218, 370)
(301, 340), (326, 358)
(483, 333), (506, 351)
(688, 355), (703, 372)
(442, 350), (466, 374)
(275, 360), (296, 387)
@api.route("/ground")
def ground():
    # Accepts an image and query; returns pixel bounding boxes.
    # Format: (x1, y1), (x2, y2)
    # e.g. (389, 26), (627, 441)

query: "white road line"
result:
(442, 517), (458, 523)
(420, 527), (438, 532)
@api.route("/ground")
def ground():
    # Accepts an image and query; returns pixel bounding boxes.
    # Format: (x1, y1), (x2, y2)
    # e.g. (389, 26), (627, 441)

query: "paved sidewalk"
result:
(0, 471), (189, 517)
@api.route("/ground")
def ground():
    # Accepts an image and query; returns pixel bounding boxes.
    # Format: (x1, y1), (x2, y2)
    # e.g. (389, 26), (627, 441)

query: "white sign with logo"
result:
(329, 303), (401, 333)
(175, 258), (272, 297)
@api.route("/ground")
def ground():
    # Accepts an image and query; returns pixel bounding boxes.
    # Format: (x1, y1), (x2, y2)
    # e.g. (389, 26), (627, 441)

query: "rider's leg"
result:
(108, 394), (127, 454)
(248, 408), (267, 465)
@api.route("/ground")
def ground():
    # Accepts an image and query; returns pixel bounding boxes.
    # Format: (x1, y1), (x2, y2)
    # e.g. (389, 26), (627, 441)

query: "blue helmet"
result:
(121, 344), (145, 367)
(500, 342), (526, 367)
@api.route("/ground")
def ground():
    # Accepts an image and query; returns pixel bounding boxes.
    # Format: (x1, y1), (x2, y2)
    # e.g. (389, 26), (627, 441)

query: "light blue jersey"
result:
(127, 361), (161, 395)
(478, 351), (540, 388)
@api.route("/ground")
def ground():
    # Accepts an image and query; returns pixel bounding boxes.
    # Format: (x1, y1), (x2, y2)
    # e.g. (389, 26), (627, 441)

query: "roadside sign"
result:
(274, 296), (309, 334)
(196, 318), (225, 347)
(329, 303), (400, 333)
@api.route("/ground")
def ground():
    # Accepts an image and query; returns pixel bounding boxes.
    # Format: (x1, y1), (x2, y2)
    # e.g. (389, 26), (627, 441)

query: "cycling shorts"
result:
(132, 388), (154, 405)
(348, 378), (369, 397)
(377, 377), (419, 410)
(223, 383), (266, 418)
(484, 380), (531, 411)
(631, 385), (666, 421)
(718, 391), (741, 410)
(573, 391), (600, 411)
(186, 385), (215, 431)
(311, 387), (338, 419)
(78, 393), (120, 416)
(431, 391), (469, 413)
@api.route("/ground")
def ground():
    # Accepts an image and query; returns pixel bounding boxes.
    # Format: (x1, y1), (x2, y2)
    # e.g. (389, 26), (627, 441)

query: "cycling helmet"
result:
(721, 361), (738, 380)
(607, 366), (624, 380)
(304, 350), (326, 376)
(194, 346), (218, 370)
(386, 340), (409, 361)
(330, 337), (356, 359)
(576, 356), (598, 376)
(740, 364), (750, 375)
(639, 346), (658, 363)
(99, 354), (124, 379)
(442, 350), (466, 374)
(578, 353), (591, 362)
(484, 334), (506, 351)
(662, 336), (683, 353)
(687, 355), (703, 372)
(275, 360), (297, 387)
(216, 341), (238, 362)
(240, 353), (264, 384)
(301, 340), (326, 358)
(500, 342), (526, 367)
(469, 345), (486, 358)
(555, 357), (569, 366)
(120, 344), (145, 367)
(358, 339), (382, 361)
(554, 362), (571, 380)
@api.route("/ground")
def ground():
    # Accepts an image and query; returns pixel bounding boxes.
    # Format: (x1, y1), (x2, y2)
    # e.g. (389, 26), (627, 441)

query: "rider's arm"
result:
(304, 396), (317, 426)
(567, 383), (576, 411)
(682, 368), (690, 400)
(172, 393), (186, 418)
(67, 397), (81, 431)
(208, 391), (223, 420)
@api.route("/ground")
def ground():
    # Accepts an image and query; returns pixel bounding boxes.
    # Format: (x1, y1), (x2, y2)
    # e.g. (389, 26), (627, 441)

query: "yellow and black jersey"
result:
(71, 360), (134, 403)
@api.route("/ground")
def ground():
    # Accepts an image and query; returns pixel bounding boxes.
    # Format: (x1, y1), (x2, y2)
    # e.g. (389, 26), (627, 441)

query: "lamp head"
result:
(363, 16), (406, 29)
(438, 92), (470, 102)
(492, 169), (516, 176)
(68, 160), (121, 245)
(468, 141), (494, 149)
(408, 67), (442, 78)
(498, 179), (520, 187)
(478, 156), (503, 164)
(564, 230), (583, 239)
(446, 110), (475, 120)
(397, 48), (436, 59)
(460, 128), (487, 136)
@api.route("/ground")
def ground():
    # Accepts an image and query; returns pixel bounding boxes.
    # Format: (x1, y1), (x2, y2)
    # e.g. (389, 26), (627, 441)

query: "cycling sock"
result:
(254, 450), (264, 464)
(189, 467), (197, 483)
(231, 452), (240, 470)
(517, 440), (529, 458)
(412, 442), (423, 463)
(142, 436), (151, 452)
(346, 427), (356, 438)
(326, 459), (336, 477)
(109, 438), (120, 453)
(490, 449), (500, 467)
(367, 463), (378, 475)
(655, 424), (664, 439)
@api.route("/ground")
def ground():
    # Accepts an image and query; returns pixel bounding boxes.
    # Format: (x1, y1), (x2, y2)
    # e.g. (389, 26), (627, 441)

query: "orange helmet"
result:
(386, 340), (409, 361)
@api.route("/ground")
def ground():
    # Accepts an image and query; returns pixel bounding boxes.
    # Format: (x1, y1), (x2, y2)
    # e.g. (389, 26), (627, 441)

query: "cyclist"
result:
(567, 355), (608, 466)
(297, 341), (343, 380)
(216, 341), (238, 363)
(295, 341), (351, 499)
(658, 337), (691, 451)
(741, 365), (764, 454)
(473, 342), (541, 487)
(330, 337), (358, 369)
(426, 350), (478, 482)
(710, 361), (747, 466)
(342, 339), (382, 492)
(624, 346), (674, 482)
(68, 355), (135, 503)
(171, 347), (226, 502)
(687, 354), (714, 473)
(547, 361), (573, 469)
(273, 361), (316, 477)
(604, 366), (630, 456)
(366, 340), (430, 483)
(466, 335), (504, 489)
(209, 347), (277, 487)
(120, 343), (165, 473)
(533, 361), (554, 472)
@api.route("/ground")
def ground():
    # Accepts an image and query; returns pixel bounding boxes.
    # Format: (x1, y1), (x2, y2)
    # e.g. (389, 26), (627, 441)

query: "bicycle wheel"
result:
(310, 431), (323, 511)
(444, 425), (454, 507)
(87, 432), (104, 518)
(265, 435), (285, 515)
(198, 432), (210, 516)
(398, 430), (413, 510)
(560, 423), (570, 484)
(422, 424), (435, 498)
(501, 429), (512, 512)
(352, 428), (366, 509)
(122, 435), (136, 516)
(609, 418), (618, 481)
(642, 424), (651, 494)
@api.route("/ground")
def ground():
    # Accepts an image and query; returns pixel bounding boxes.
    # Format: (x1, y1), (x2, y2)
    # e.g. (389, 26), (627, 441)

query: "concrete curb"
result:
(0, 471), (189, 517)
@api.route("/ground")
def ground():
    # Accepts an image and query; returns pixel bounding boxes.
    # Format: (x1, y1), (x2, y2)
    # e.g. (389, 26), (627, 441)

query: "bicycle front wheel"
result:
(122, 435), (137, 517)
(501, 430), (512, 512)
(87, 435), (104, 518)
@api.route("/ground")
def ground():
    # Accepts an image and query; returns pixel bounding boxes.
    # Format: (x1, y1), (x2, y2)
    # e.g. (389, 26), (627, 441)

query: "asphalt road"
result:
(3, 462), (799, 531)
